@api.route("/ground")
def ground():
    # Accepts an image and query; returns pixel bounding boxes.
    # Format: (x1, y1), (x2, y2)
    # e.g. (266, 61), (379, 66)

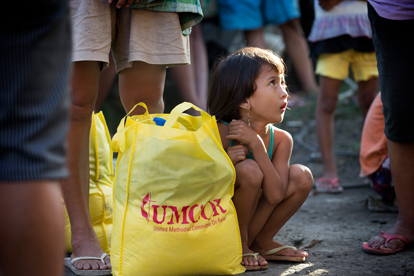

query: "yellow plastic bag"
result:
(64, 111), (114, 254)
(111, 102), (244, 276)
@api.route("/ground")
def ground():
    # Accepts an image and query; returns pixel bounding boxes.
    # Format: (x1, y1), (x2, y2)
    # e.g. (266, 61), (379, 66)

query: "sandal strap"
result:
(70, 253), (109, 265)
(242, 253), (259, 260)
(379, 231), (412, 245)
(261, 246), (297, 256)
(330, 178), (341, 188)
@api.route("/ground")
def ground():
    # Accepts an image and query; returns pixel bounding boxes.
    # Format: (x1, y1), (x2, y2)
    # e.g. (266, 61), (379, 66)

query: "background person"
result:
(363, 0), (414, 255)
(309, 0), (379, 193)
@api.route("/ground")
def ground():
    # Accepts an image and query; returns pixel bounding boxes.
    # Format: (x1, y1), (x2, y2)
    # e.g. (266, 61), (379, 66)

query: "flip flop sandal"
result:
(64, 253), (112, 275)
(241, 253), (268, 271)
(315, 177), (344, 194)
(362, 231), (412, 255)
(260, 246), (307, 262)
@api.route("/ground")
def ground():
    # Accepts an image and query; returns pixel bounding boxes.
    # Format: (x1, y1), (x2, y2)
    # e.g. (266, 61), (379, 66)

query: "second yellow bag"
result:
(64, 111), (113, 254)
(111, 102), (244, 276)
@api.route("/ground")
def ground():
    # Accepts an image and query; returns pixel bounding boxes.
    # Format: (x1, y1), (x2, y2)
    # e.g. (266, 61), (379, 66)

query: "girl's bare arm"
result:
(226, 120), (286, 205)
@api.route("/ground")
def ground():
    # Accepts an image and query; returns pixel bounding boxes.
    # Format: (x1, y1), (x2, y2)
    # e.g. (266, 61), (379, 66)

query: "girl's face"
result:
(247, 64), (288, 124)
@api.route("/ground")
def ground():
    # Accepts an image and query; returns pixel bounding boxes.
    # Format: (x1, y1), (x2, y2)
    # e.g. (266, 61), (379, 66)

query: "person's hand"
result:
(109, 0), (139, 9)
(226, 145), (249, 165)
(226, 120), (262, 148)
(318, 0), (342, 11)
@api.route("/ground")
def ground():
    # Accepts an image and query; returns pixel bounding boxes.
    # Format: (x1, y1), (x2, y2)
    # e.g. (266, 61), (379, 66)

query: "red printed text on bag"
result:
(141, 192), (227, 225)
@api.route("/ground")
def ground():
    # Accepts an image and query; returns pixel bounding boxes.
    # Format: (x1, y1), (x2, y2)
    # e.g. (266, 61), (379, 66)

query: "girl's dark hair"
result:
(207, 47), (285, 122)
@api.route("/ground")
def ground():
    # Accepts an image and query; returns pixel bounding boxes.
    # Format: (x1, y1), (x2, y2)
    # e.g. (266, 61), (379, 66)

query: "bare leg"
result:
(249, 165), (313, 258)
(316, 76), (342, 181)
(357, 78), (378, 120)
(280, 19), (318, 95)
(0, 181), (65, 276)
(170, 24), (208, 111)
(95, 53), (117, 112)
(60, 61), (111, 270)
(233, 160), (268, 268)
(244, 28), (266, 49)
(191, 24), (209, 109)
(366, 141), (414, 250)
(118, 61), (166, 115)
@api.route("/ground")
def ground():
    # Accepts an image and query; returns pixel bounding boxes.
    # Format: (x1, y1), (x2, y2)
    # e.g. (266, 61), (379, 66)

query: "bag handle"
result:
(164, 102), (210, 129)
(112, 102), (150, 153)
(116, 102), (150, 133)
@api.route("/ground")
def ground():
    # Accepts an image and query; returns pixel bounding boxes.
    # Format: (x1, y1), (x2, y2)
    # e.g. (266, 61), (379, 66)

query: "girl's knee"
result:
(235, 159), (264, 190)
(289, 164), (314, 192)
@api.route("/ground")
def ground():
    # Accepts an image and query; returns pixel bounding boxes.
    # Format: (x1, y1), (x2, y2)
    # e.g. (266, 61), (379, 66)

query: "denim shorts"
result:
(368, 2), (414, 143)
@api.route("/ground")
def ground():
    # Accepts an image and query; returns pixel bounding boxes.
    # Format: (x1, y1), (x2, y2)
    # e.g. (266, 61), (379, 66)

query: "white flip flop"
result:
(64, 253), (111, 275)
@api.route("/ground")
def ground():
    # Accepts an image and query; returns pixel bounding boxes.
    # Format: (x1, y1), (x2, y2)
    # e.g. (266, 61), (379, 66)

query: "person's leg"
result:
(280, 19), (318, 95)
(244, 27), (267, 49)
(95, 52), (117, 112)
(249, 164), (313, 258)
(366, 141), (414, 250)
(60, 61), (111, 270)
(232, 159), (268, 268)
(118, 61), (166, 115)
(191, 24), (209, 109)
(0, 182), (65, 276)
(316, 76), (342, 181)
(357, 78), (378, 120)
(170, 23), (208, 111)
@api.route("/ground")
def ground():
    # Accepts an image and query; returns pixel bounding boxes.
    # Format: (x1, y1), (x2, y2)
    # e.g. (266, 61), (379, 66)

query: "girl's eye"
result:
(270, 80), (275, 86)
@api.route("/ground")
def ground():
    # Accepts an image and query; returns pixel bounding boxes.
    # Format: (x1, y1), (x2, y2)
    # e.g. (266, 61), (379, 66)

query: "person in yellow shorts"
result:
(308, 0), (379, 193)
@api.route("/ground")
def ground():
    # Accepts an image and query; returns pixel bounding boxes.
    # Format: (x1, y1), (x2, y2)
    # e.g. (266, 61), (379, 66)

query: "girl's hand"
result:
(226, 120), (263, 148)
(227, 145), (249, 165)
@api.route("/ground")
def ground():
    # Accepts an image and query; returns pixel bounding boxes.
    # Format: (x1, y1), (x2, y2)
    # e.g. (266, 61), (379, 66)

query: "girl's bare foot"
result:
(241, 243), (268, 270)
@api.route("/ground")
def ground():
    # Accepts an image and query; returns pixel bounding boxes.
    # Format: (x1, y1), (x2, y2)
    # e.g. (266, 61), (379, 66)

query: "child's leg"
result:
(118, 61), (166, 115)
(170, 23), (208, 112)
(316, 76), (342, 182)
(60, 61), (111, 270)
(357, 78), (379, 120)
(95, 53), (117, 112)
(233, 159), (268, 267)
(244, 27), (267, 49)
(249, 164), (313, 257)
(280, 19), (318, 95)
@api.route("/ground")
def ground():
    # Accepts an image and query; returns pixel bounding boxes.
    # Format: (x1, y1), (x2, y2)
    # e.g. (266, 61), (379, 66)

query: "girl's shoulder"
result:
(269, 125), (293, 154)
(270, 124), (292, 142)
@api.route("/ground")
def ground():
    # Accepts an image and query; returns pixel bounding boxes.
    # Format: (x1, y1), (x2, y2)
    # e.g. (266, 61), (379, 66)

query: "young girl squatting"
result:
(207, 47), (314, 270)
